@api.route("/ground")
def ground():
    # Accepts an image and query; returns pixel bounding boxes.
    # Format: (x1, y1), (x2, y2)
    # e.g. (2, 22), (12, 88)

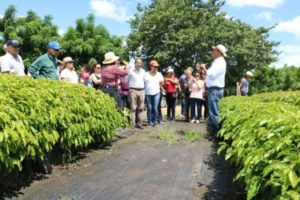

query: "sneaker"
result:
(196, 120), (200, 124)
(190, 119), (196, 123)
(153, 124), (159, 128)
(147, 123), (153, 127)
(158, 121), (164, 125)
(136, 125), (144, 129)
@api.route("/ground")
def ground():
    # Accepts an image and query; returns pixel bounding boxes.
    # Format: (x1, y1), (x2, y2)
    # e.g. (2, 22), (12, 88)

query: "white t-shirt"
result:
(206, 56), (226, 88)
(0, 53), (25, 76)
(60, 68), (78, 84)
(144, 71), (164, 95)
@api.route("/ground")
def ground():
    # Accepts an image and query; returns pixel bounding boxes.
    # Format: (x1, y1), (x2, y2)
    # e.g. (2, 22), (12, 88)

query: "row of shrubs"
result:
(0, 75), (125, 174)
(218, 91), (300, 200)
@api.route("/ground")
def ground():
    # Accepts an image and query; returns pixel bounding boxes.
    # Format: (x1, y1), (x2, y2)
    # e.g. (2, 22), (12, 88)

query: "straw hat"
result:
(103, 52), (120, 64)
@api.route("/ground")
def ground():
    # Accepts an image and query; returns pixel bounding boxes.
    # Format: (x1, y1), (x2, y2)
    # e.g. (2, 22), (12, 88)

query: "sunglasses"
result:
(54, 49), (60, 52)
(96, 67), (101, 69)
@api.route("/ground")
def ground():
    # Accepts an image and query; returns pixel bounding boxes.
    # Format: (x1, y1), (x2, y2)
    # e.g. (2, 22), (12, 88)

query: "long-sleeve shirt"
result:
(101, 64), (129, 87)
(126, 68), (145, 89)
(206, 57), (226, 88)
(119, 76), (129, 96)
(29, 53), (59, 80)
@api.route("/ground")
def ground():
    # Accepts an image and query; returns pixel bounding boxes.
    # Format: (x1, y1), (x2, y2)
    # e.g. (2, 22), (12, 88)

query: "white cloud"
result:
(227, 0), (284, 9)
(272, 44), (300, 67)
(255, 11), (272, 21)
(0, 15), (3, 19)
(90, 0), (133, 22)
(274, 16), (300, 38)
(58, 29), (65, 36)
(224, 14), (232, 19)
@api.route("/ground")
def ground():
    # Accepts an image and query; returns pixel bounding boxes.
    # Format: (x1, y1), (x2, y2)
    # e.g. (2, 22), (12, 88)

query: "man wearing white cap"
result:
(239, 71), (253, 96)
(60, 57), (78, 84)
(200, 44), (228, 135)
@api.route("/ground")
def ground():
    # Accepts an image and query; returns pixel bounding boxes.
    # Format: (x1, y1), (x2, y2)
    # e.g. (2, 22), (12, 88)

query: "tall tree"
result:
(0, 5), (59, 68)
(127, 0), (279, 94)
(60, 14), (128, 66)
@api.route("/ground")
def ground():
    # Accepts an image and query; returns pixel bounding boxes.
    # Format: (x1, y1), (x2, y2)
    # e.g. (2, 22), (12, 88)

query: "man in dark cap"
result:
(0, 40), (25, 75)
(29, 41), (61, 80)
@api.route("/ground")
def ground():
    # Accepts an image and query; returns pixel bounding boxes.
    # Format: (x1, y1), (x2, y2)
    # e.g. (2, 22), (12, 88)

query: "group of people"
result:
(0, 39), (231, 135)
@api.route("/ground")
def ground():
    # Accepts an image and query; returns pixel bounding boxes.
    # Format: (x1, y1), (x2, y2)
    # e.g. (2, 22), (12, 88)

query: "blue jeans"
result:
(241, 90), (248, 96)
(102, 87), (122, 108)
(145, 93), (160, 125)
(189, 98), (204, 120)
(207, 87), (224, 134)
(181, 97), (186, 115)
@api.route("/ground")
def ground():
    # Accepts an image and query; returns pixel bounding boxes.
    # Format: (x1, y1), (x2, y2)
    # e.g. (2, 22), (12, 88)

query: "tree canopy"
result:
(127, 0), (280, 94)
(0, 5), (128, 70)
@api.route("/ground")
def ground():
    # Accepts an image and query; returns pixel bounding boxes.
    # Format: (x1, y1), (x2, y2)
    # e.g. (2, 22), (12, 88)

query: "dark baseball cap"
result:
(6, 40), (20, 48)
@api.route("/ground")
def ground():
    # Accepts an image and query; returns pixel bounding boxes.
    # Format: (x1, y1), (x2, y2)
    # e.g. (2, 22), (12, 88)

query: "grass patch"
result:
(57, 195), (75, 200)
(180, 130), (204, 143)
(149, 130), (180, 145)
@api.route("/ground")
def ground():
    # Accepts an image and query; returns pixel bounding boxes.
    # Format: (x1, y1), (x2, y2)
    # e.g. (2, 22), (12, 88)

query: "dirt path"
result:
(9, 122), (241, 200)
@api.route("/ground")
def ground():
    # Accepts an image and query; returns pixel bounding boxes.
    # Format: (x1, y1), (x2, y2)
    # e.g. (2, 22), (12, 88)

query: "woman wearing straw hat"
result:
(59, 57), (78, 84)
(101, 52), (129, 108)
(239, 71), (253, 96)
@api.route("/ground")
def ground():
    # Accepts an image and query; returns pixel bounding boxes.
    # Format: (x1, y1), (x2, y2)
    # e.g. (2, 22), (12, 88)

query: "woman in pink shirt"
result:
(189, 72), (205, 123)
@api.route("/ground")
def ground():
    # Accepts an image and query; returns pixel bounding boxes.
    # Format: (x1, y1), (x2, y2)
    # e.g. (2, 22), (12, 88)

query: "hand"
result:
(123, 61), (129, 68)
(200, 63), (206, 69)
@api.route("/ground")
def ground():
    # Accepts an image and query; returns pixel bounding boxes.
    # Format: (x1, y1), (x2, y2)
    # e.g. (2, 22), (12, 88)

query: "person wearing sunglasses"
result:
(90, 63), (102, 89)
(0, 40), (25, 76)
(189, 72), (205, 123)
(29, 41), (61, 80)
(59, 57), (78, 84)
(144, 60), (164, 127)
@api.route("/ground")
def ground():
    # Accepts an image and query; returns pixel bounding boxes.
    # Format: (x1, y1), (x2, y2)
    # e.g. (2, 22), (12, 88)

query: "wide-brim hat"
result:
(212, 44), (227, 57)
(63, 57), (74, 63)
(103, 52), (119, 64)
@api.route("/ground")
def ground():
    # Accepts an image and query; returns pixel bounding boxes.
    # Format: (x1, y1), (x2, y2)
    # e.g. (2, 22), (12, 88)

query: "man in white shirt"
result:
(200, 44), (227, 135)
(60, 57), (78, 84)
(127, 58), (145, 129)
(0, 40), (25, 76)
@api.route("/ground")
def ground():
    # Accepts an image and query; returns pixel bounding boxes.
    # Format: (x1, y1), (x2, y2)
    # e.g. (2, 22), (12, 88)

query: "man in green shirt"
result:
(29, 41), (61, 80)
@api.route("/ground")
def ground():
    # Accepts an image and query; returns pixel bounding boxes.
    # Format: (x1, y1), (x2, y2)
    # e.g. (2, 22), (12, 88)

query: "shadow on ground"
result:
(201, 140), (245, 200)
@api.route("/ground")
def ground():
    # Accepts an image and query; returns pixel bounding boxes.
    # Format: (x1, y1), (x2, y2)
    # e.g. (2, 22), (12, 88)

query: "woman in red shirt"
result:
(164, 68), (178, 121)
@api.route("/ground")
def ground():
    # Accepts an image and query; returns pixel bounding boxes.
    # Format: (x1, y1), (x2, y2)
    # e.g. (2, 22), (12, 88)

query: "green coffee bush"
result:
(0, 75), (125, 173)
(218, 91), (300, 200)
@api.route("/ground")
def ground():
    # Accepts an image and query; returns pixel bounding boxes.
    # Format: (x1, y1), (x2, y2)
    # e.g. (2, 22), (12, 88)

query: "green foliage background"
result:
(127, 0), (281, 95)
(0, 5), (129, 70)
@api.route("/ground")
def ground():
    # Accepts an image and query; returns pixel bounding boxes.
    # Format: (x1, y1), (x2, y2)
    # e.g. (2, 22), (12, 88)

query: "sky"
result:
(0, 0), (299, 67)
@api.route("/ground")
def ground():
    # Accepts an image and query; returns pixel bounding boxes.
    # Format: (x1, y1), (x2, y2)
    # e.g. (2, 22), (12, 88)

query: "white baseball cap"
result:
(246, 71), (253, 76)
